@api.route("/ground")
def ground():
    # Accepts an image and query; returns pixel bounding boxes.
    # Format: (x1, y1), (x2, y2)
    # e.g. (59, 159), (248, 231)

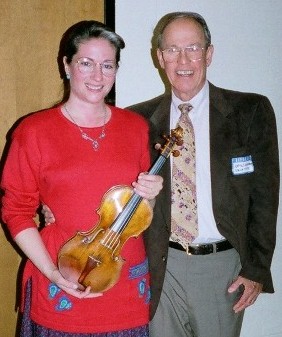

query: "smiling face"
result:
(63, 38), (117, 106)
(157, 18), (214, 101)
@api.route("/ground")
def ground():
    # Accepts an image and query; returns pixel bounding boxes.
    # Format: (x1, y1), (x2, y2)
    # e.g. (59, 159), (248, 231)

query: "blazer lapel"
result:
(150, 94), (173, 232)
(151, 94), (171, 138)
(209, 83), (234, 215)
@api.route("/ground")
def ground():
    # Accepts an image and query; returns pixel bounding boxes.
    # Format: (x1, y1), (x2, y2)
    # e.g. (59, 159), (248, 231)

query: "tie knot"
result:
(178, 103), (193, 114)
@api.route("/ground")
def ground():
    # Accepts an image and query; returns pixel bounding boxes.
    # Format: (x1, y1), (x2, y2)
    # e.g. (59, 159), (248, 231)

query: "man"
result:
(128, 12), (279, 337)
(44, 11), (279, 337)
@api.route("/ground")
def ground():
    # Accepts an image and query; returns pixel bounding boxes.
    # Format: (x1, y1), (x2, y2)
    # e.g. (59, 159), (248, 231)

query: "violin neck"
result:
(148, 154), (167, 175)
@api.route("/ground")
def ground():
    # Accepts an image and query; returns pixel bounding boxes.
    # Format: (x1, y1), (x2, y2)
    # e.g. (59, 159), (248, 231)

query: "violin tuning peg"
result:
(154, 143), (162, 151)
(172, 150), (180, 157)
(176, 140), (183, 146)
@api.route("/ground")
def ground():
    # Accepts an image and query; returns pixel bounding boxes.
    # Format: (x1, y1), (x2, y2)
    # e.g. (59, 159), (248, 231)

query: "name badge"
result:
(232, 155), (254, 175)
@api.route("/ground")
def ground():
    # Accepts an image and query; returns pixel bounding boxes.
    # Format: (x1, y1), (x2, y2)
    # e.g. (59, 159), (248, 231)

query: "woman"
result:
(1, 20), (163, 336)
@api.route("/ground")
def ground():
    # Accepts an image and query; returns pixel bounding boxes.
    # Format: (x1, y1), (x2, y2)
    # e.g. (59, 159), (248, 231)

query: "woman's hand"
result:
(48, 268), (103, 299)
(132, 172), (163, 200)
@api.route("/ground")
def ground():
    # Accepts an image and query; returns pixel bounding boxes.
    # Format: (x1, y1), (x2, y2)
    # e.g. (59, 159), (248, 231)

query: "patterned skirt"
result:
(20, 280), (149, 337)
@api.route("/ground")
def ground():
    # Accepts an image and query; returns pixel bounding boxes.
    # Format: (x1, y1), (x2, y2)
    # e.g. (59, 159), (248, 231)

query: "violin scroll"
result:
(156, 126), (183, 159)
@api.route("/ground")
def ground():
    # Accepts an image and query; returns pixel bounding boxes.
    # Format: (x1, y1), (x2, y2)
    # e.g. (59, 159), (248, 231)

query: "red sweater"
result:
(1, 105), (151, 333)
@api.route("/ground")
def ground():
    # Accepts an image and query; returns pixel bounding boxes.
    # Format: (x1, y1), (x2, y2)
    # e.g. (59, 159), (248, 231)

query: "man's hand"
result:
(42, 204), (55, 224)
(228, 276), (263, 313)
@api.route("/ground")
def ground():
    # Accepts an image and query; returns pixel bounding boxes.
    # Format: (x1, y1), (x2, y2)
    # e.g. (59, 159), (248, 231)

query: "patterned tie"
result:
(171, 103), (198, 249)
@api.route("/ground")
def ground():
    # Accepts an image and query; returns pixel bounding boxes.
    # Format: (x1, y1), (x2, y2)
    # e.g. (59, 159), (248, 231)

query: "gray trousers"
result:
(149, 247), (244, 337)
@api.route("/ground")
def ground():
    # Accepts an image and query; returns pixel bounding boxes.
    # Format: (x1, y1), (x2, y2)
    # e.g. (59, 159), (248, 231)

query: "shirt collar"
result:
(171, 80), (209, 113)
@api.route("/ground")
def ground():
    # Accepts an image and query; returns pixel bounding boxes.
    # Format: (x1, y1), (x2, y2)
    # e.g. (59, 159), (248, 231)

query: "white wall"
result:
(115, 1), (282, 336)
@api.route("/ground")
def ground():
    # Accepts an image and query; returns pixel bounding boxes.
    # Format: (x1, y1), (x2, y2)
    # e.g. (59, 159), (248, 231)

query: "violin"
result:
(58, 126), (183, 293)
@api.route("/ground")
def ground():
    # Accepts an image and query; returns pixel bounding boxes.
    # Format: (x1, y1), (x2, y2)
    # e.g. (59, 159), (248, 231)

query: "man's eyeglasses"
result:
(161, 44), (206, 63)
(76, 57), (117, 76)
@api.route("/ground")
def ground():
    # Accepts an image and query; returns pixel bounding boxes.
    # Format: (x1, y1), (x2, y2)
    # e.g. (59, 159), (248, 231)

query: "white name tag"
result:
(232, 155), (254, 175)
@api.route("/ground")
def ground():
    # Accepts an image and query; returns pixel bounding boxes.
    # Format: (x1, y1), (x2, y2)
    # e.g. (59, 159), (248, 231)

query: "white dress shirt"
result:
(170, 81), (224, 244)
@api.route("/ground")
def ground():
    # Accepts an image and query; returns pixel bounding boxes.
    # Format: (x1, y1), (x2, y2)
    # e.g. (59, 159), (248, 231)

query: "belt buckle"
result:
(186, 242), (217, 255)
(186, 243), (200, 255)
(186, 245), (191, 255)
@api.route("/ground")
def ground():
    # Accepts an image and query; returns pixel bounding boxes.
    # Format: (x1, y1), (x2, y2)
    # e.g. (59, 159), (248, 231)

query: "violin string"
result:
(101, 194), (140, 249)
(101, 229), (120, 249)
(104, 231), (117, 248)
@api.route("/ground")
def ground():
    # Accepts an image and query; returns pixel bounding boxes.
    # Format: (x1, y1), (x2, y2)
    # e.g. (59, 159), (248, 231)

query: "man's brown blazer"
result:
(128, 82), (279, 319)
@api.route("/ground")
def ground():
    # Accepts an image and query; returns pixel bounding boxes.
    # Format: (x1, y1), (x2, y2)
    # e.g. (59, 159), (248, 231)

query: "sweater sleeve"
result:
(1, 120), (41, 238)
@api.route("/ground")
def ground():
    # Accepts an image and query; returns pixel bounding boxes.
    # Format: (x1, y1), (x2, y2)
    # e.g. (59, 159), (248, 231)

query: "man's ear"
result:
(206, 44), (214, 67)
(157, 48), (165, 69)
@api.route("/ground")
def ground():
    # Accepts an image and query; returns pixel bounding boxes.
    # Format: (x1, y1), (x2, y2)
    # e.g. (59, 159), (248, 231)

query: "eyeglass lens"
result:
(77, 58), (117, 76)
(162, 46), (204, 62)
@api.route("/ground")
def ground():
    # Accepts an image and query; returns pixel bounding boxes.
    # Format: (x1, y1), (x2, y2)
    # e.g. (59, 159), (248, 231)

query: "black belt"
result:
(169, 240), (233, 255)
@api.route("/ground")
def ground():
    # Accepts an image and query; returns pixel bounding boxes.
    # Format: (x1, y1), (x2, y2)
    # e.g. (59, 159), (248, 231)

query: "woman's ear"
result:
(63, 56), (70, 78)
